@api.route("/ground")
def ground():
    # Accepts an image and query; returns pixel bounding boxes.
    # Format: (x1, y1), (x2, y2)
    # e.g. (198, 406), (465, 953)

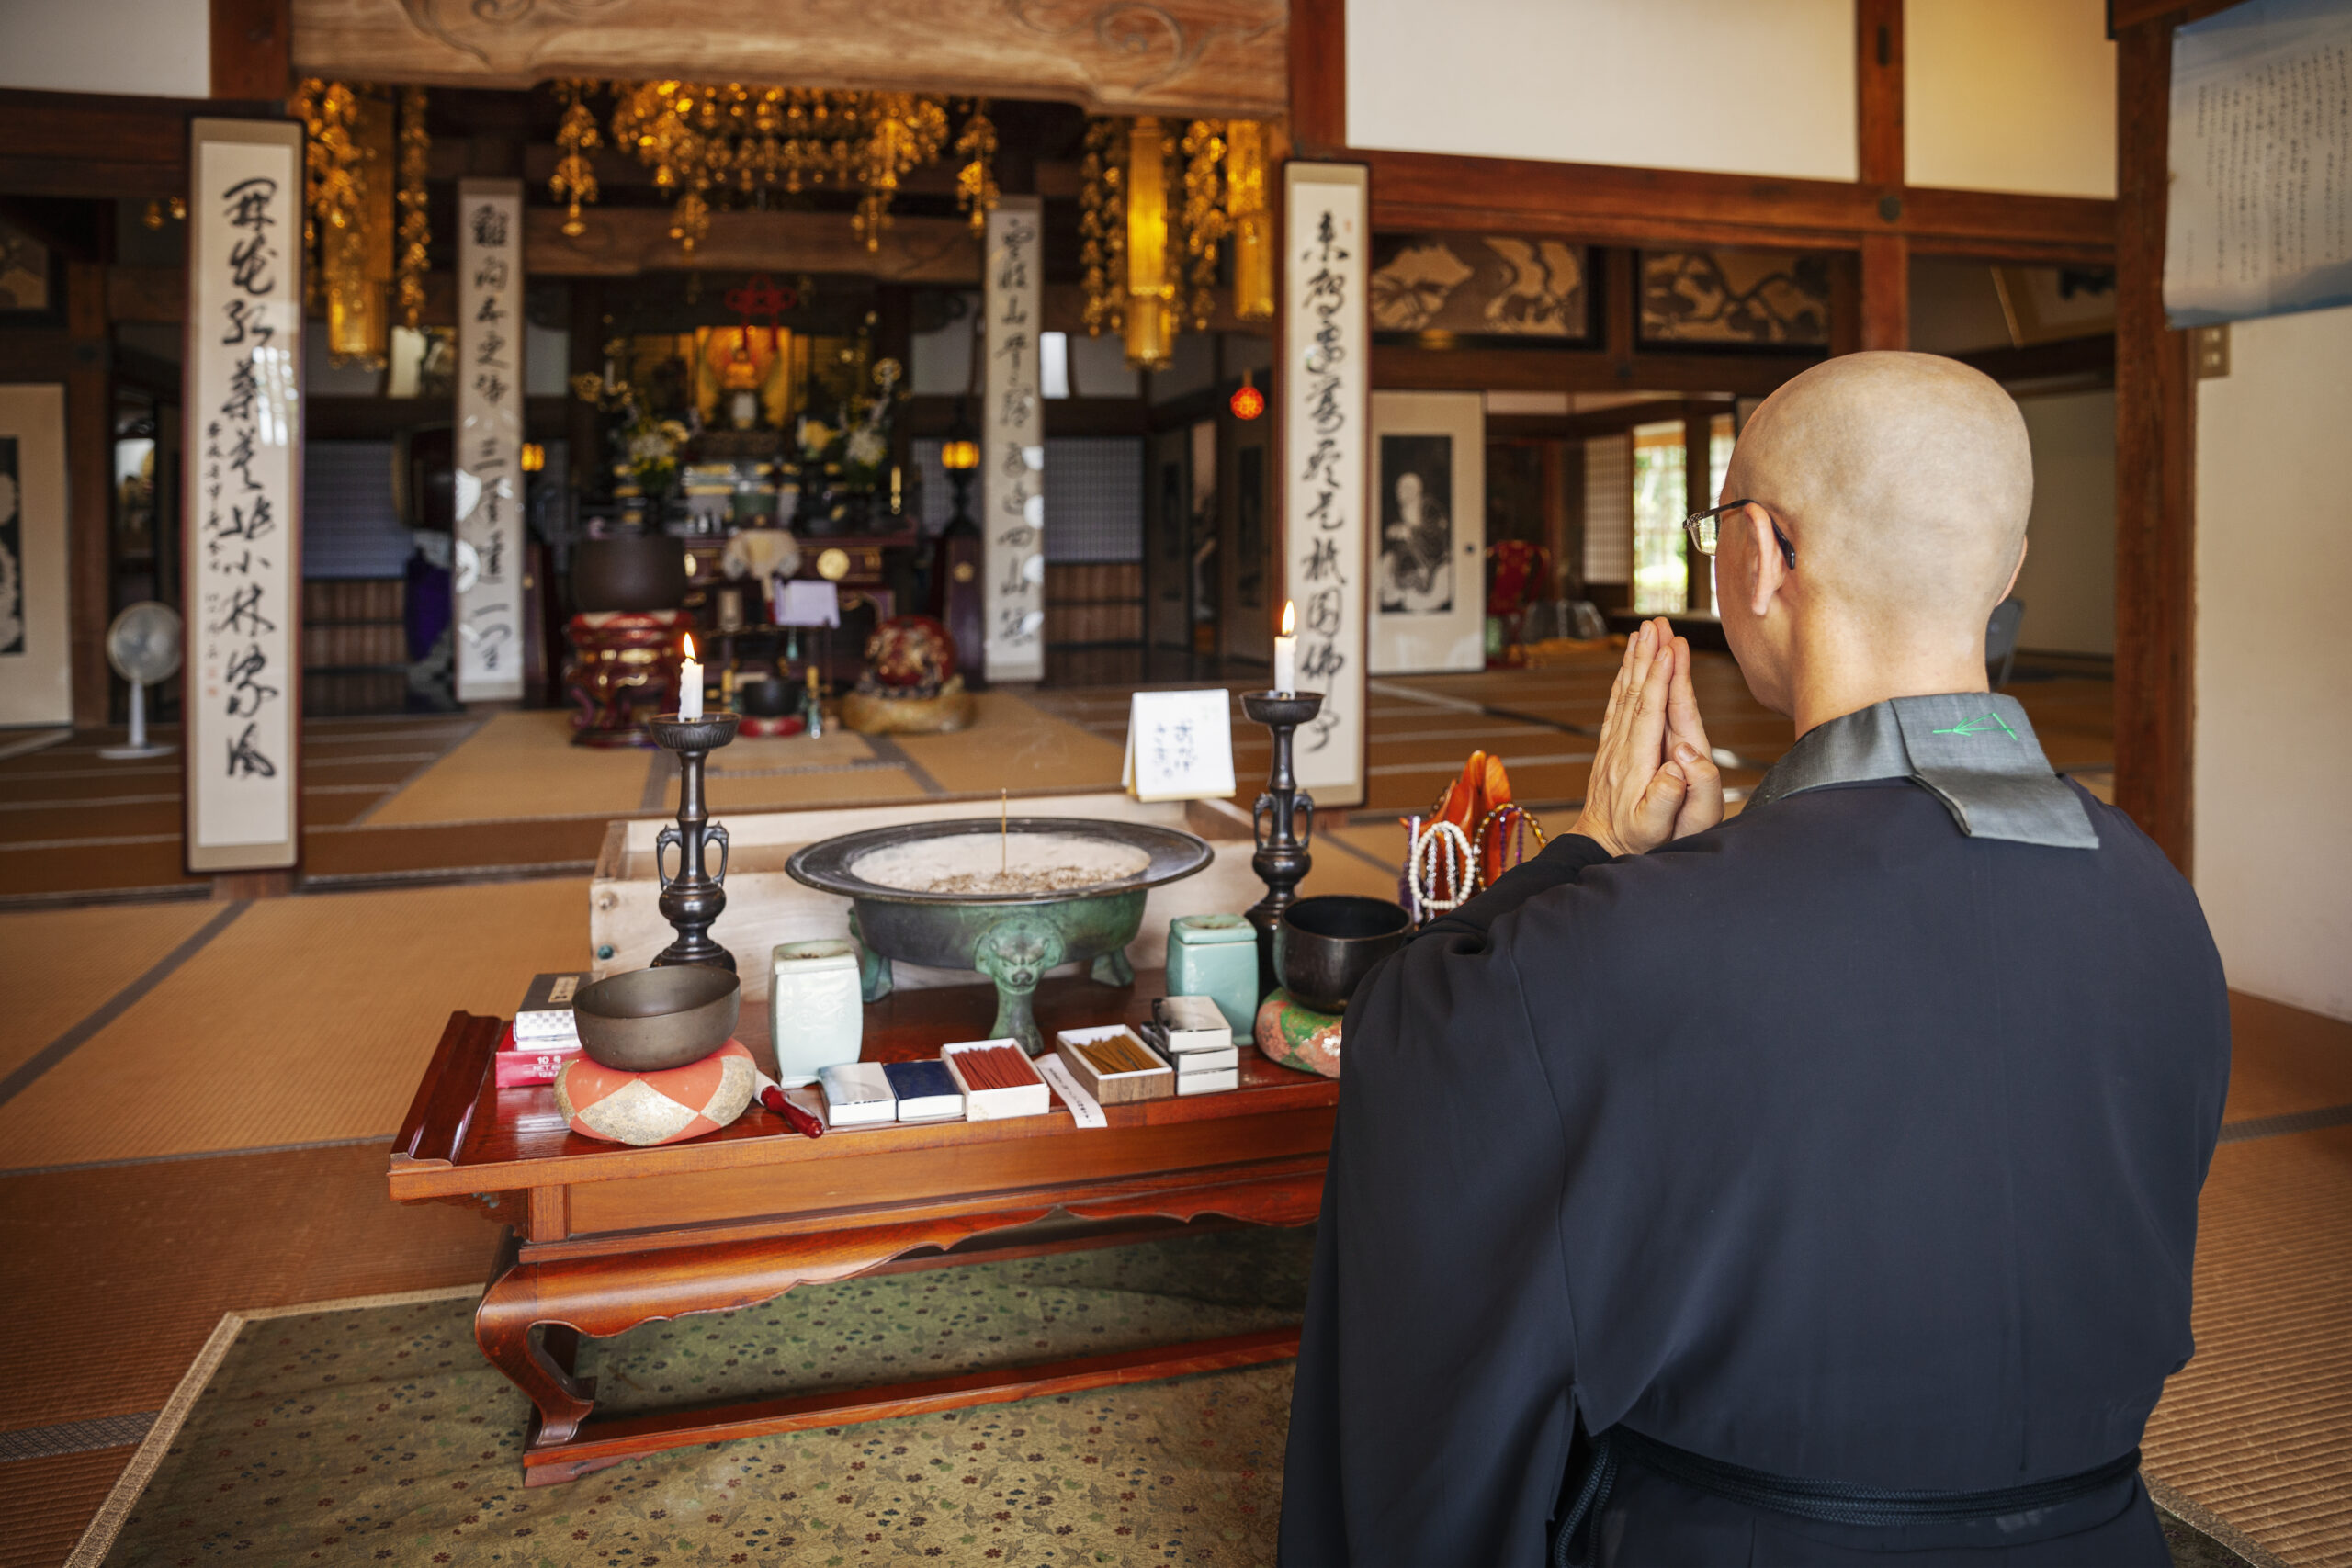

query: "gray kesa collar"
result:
(1748, 693), (2098, 849)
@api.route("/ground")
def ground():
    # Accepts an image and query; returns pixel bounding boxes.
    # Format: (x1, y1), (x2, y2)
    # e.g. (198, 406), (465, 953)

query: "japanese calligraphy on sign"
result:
(982, 197), (1046, 682)
(455, 179), (525, 699)
(2165, 0), (2352, 326)
(1281, 164), (1370, 807)
(185, 120), (303, 870)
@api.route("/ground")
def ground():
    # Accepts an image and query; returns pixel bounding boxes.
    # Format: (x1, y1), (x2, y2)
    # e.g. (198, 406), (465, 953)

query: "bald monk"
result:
(1279, 353), (2229, 1565)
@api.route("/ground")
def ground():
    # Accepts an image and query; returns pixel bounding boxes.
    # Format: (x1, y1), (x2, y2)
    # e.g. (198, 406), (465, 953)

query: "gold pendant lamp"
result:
(1123, 117), (1176, 371)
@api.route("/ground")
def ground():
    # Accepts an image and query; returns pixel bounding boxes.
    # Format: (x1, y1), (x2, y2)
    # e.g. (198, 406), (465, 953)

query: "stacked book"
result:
(498, 972), (592, 1087)
(1145, 996), (1240, 1095)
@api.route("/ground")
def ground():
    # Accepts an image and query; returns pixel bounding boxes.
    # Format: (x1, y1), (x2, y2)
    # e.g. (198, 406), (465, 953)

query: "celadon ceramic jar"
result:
(770, 939), (865, 1086)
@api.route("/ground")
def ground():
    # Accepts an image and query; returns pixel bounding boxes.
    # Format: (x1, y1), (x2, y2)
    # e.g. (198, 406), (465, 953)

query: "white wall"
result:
(1905, 0), (2115, 198)
(2010, 389), (2115, 657)
(2193, 304), (2352, 1022)
(0, 0), (209, 99)
(1347, 0), (1856, 182)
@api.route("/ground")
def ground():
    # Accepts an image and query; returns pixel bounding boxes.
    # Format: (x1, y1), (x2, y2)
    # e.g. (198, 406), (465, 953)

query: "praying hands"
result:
(1570, 617), (1724, 857)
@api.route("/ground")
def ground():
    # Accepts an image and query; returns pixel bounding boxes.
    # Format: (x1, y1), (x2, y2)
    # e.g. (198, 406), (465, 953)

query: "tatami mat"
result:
(2143, 1125), (2352, 1567)
(891, 690), (1129, 795)
(0, 879), (592, 1168)
(361, 710), (657, 825)
(0, 902), (225, 1078)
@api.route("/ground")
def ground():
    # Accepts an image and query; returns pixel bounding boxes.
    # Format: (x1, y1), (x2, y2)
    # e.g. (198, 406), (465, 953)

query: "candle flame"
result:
(683, 633), (697, 661)
(1281, 600), (1295, 637)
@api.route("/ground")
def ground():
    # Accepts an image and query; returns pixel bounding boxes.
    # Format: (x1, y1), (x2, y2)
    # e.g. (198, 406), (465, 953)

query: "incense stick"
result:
(1001, 789), (1008, 875)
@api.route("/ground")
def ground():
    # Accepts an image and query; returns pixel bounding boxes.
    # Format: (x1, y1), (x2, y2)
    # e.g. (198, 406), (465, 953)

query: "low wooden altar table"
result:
(388, 968), (1337, 1485)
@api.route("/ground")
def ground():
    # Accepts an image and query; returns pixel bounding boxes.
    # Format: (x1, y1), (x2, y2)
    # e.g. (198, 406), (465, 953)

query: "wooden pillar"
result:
(209, 0), (292, 103)
(1856, 0), (1908, 352)
(1681, 403), (1714, 615)
(2113, 17), (2196, 871)
(65, 260), (112, 728)
(1860, 235), (1910, 350)
(1289, 0), (1347, 160)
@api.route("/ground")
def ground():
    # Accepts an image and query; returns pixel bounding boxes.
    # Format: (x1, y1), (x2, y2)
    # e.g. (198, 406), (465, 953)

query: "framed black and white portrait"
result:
(1369, 391), (1485, 674)
(0, 384), (72, 727)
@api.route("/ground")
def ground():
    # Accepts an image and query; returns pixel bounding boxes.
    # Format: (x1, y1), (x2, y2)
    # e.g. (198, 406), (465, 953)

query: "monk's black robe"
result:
(1280, 695), (2229, 1565)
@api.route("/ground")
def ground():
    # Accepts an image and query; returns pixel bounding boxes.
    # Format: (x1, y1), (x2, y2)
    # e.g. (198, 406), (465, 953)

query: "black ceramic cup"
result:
(1275, 895), (1411, 1015)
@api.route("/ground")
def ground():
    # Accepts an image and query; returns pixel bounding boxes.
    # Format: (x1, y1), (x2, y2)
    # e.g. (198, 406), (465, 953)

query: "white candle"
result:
(1274, 600), (1297, 695)
(680, 633), (703, 720)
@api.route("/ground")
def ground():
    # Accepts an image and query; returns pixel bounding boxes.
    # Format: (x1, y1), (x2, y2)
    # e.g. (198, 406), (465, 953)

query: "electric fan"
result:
(98, 600), (182, 761)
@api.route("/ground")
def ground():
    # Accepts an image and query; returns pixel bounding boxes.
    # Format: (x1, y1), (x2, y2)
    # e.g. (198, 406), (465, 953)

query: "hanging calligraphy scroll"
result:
(184, 119), (303, 873)
(1281, 163), (1370, 807)
(982, 196), (1046, 682)
(455, 178), (526, 700)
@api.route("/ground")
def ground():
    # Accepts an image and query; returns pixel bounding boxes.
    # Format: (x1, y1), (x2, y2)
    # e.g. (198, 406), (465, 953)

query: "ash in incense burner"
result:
(786, 817), (1212, 1054)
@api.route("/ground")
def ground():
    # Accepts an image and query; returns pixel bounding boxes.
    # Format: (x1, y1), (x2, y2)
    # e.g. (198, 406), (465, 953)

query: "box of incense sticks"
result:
(1054, 1025), (1175, 1105)
(939, 1038), (1052, 1122)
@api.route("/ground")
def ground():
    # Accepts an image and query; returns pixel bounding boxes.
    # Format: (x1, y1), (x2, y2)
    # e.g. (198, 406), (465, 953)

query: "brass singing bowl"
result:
(572, 965), (741, 1072)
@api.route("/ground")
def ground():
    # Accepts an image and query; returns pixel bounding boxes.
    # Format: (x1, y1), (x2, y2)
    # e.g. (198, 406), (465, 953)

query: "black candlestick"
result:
(1242, 691), (1322, 1001)
(649, 711), (741, 972)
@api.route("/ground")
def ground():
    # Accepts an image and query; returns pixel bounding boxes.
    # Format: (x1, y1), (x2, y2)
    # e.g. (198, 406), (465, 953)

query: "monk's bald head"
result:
(1725, 352), (2031, 630)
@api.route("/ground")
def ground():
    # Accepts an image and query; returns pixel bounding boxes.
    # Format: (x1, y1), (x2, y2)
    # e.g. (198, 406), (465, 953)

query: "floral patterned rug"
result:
(74, 1220), (2257, 1568)
(81, 1228), (1315, 1567)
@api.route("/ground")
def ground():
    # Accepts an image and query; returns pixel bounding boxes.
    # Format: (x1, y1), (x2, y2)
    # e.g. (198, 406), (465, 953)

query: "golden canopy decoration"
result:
(571, 84), (997, 257)
(1081, 116), (1276, 370)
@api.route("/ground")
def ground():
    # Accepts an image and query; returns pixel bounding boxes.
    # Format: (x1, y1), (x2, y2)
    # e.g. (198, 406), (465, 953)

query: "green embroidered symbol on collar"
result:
(1931, 711), (2018, 739)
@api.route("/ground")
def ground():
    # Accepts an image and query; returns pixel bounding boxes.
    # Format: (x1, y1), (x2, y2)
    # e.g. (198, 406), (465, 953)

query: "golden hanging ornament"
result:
(1122, 117), (1177, 370)
(608, 84), (959, 257)
(394, 85), (430, 332)
(1181, 118), (1228, 333)
(1224, 119), (1274, 321)
(954, 98), (1000, 236)
(294, 79), (393, 368)
(550, 79), (601, 239)
(1079, 117), (1126, 341)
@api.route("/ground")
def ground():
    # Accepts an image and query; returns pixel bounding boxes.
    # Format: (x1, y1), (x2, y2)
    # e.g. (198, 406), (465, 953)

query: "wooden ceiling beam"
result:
(526, 206), (981, 280)
(288, 0), (1285, 118)
(1367, 150), (2113, 265)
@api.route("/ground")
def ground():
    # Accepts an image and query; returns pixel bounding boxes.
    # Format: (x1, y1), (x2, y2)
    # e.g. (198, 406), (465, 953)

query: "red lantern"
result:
(1229, 381), (1266, 421)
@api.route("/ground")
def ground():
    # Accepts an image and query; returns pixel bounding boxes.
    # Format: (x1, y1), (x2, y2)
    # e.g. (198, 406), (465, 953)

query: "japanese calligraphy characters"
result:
(455, 179), (525, 699)
(982, 197), (1046, 682)
(2165, 1), (2352, 324)
(1281, 164), (1370, 807)
(185, 121), (303, 870)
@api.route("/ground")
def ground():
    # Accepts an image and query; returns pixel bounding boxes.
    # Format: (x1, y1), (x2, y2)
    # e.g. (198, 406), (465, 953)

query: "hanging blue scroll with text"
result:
(455, 178), (526, 700)
(1282, 163), (1370, 807)
(2165, 0), (2352, 327)
(184, 118), (303, 874)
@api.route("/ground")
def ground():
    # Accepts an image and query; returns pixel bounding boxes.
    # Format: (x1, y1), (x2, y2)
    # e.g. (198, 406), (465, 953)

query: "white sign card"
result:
(185, 119), (302, 872)
(982, 196), (1046, 682)
(1369, 390), (1487, 674)
(2165, 0), (2352, 326)
(455, 178), (526, 699)
(0, 384), (71, 726)
(1282, 162), (1370, 807)
(1121, 689), (1238, 802)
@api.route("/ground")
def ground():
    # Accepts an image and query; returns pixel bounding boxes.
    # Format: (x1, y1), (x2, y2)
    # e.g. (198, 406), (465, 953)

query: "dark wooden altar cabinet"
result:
(387, 970), (1337, 1485)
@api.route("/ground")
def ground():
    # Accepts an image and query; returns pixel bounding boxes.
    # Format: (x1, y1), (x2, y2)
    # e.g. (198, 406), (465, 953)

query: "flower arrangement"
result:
(795, 414), (839, 467)
(621, 404), (692, 499)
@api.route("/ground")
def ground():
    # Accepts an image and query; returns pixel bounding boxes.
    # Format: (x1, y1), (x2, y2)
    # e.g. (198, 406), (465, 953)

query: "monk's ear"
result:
(1744, 504), (1788, 618)
(1999, 535), (2029, 602)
